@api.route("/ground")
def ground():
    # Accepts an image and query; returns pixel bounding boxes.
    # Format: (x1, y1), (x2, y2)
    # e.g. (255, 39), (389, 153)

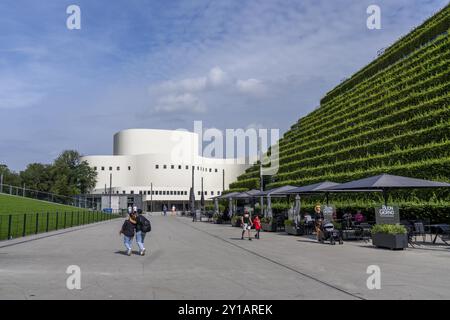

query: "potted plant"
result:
(261, 217), (277, 232)
(284, 219), (305, 236)
(371, 224), (408, 250)
(212, 213), (223, 224)
(231, 215), (242, 227)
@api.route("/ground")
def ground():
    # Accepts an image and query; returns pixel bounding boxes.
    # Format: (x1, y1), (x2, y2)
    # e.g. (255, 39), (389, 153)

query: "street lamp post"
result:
(109, 173), (112, 210)
(259, 136), (264, 216)
(150, 182), (153, 213)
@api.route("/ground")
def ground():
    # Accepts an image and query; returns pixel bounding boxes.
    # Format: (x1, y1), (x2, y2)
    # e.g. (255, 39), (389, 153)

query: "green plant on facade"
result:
(228, 5), (450, 221)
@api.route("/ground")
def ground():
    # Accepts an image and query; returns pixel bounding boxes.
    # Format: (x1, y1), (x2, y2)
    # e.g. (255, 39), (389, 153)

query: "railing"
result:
(0, 211), (120, 241)
(0, 183), (98, 209)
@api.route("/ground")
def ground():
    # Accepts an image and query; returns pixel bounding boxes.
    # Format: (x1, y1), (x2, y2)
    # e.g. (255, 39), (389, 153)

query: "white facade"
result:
(81, 129), (250, 208)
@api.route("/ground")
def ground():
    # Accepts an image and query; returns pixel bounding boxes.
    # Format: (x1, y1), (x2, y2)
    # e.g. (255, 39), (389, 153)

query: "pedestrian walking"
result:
(253, 215), (261, 239)
(314, 204), (324, 241)
(135, 209), (151, 256)
(241, 209), (252, 240)
(119, 211), (137, 256)
(163, 204), (167, 216)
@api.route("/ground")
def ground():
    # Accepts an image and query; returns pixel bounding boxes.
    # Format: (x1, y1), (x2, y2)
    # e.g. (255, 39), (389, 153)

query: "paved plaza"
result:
(0, 214), (449, 300)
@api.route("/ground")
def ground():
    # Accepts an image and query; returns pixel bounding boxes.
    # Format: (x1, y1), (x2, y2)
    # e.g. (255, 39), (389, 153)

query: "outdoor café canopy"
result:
(233, 189), (261, 199)
(285, 181), (341, 194)
(254, 185), (298, 197)
(326, 173), (450, 205)
(217, 191), (242, 199)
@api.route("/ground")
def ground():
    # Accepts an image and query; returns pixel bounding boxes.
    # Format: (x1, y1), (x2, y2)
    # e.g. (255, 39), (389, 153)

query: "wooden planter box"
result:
(372, 233), (408, 250)
(261, 222), (277, 232)
(285, 225), (305, 236)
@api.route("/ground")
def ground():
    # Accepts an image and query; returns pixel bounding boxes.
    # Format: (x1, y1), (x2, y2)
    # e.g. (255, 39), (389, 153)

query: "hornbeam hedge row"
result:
(281, 78), (449, 159)
(281, 37), (449, 153)
(236, 98), (449, 183)
(321, 4), (449, 105)
(229, 6), (450, 217)
(284, 33), (449, 141)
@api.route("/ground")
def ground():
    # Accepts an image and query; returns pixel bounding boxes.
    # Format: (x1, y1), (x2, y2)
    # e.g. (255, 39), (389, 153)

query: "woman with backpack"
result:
(136, 209), (151, 256)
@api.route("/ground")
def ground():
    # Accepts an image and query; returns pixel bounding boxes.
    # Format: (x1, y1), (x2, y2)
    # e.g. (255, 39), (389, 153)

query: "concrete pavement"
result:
(0, 214), (449, 299)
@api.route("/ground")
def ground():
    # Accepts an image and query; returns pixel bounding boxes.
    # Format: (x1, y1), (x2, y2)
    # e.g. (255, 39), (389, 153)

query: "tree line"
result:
(0, 150), (97, 197)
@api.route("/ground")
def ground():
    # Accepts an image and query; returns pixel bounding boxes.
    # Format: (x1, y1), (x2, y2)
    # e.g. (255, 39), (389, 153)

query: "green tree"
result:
(0, 164), (21, 187)
(19, 163), (52, 192)
(50, 150), (97, 196)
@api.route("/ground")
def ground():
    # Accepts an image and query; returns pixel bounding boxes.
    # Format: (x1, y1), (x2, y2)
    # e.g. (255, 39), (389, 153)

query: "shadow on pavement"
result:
(114, 250), (142, 256)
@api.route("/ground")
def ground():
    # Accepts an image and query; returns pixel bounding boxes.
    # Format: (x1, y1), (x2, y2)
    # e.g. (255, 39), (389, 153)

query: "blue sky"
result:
(0, 0), (447, 171)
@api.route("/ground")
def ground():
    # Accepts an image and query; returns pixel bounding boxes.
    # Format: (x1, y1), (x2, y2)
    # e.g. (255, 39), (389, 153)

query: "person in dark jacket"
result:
(119, 212), (137, 256)
(135, 209), (148, 256)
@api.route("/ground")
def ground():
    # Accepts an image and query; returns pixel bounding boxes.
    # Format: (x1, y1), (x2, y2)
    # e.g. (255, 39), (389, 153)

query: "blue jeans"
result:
(136, 231), (146, 251)
(123, 236), (132, 251)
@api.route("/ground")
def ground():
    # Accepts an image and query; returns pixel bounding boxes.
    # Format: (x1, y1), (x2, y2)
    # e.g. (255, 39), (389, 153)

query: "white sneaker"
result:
(140, 248), (146, 256)
(127, 249), (132, 256)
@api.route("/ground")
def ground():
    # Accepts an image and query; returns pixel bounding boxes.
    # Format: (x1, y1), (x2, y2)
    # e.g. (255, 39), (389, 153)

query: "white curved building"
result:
(81, 129), (250, 211)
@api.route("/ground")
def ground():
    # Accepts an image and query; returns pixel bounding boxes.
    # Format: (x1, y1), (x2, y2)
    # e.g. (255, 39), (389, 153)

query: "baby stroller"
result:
(319, 220), (343, 245)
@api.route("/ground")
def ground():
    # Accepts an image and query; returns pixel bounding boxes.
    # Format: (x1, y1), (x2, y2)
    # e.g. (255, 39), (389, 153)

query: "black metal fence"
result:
(0, 211), (120, 241)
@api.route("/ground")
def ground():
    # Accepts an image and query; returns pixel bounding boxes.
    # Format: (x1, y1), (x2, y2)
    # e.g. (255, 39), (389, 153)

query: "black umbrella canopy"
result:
(286, 181), (341, 194)
(254, 185), (298, 197)
(327, 174), (450, 190)
(200, 192), (205, 207)
(327, 173), (450, 206)
(189, 187), (195, 213)
(233, 189), (261, 199)
(218, 191), (242, 199)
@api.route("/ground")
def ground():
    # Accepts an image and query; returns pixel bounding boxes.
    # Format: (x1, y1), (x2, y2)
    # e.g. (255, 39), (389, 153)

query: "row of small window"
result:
(93, 165), (220, 173)
(109, 190), (222, 196)
(155, 164), (219, 173)
(94, 166), (131, 171)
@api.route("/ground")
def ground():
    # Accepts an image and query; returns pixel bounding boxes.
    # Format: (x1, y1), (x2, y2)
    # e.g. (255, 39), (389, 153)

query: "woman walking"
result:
(241, 209), (253, 241)
(314, 204), (324, 242)
(119, 211), (137, 256)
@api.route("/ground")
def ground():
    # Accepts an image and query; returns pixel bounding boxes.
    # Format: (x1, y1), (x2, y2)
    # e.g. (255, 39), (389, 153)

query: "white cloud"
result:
(148, 66), (264, 115)
(236, 78), (266, 96)
(207, 66), (227, 87)
(153, 93), (206, 114)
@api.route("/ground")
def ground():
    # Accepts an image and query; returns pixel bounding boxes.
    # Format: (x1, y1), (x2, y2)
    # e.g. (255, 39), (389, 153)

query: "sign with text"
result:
(375, 205), (400, 224)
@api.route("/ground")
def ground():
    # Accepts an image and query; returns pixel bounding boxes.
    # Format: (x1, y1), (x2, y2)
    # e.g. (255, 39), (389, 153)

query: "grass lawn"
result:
(0, 193), (89, 215)
(0, 193), (118, 240)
